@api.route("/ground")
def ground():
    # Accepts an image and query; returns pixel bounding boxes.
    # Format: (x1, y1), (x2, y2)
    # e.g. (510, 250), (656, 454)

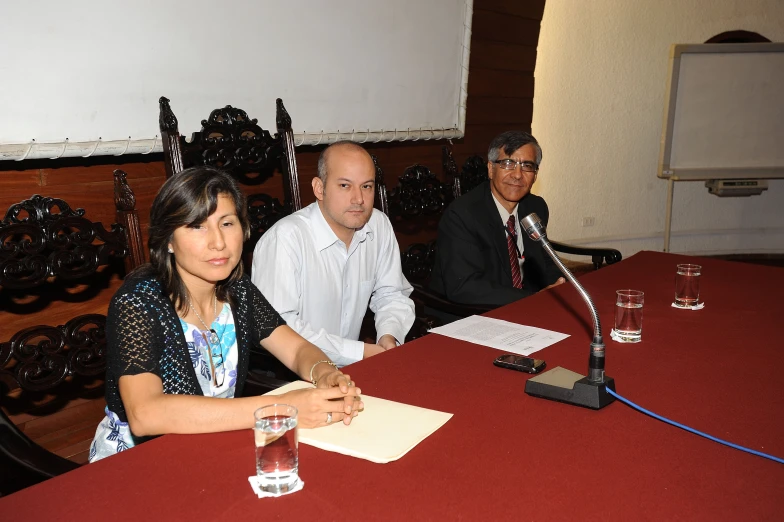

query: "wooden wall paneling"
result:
(20, 181), (117, 228)
(479, 0), (546, 19)
(464, 97), (534, 125)
(457, 123), (533, 155)
(468, 70), (535, 98)
(40, 162), (165, 185)
(469, 41), (537, 71)
(472, 9), (541, 46)
(0, 172), (45, 216)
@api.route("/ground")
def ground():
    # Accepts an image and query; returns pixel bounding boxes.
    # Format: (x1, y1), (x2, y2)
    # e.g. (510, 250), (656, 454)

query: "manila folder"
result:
(265, 381), (453, 463)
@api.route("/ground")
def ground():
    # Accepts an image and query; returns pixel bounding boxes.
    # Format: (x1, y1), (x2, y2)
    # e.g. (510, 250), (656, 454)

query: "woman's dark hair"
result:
(146, 166), (250, 312)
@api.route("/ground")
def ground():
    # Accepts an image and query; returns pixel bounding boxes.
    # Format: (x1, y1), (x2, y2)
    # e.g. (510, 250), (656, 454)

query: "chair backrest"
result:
(369, 156), (461, 337)
(1, 194), (131, 495)
(113, 169), (146, 271)
(158, 97), (302, 250)
(442, 145), (462, 201)
(374, 148), (459, 221)
(458, 155), (489, 196)
(400, 240), (437, 287)
(371, 154), (389, 216)
(391, 164), (455, 220)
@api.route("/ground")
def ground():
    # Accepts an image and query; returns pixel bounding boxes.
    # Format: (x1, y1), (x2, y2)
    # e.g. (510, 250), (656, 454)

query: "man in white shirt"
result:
(252, 141), (415, 367)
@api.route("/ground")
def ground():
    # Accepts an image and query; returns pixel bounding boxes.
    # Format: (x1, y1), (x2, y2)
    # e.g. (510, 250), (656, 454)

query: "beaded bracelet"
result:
(309, 359), (339, 386)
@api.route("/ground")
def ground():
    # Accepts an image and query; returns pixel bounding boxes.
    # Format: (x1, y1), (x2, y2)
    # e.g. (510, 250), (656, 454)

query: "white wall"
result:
(531, 0), (784, 257)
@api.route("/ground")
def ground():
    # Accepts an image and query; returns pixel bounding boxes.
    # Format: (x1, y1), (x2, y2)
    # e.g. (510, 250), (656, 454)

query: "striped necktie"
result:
(506, 215), (523, 289)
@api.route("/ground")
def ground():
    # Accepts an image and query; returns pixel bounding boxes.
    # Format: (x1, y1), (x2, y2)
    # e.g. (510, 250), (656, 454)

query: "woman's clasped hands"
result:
(282, 372), (364, 429)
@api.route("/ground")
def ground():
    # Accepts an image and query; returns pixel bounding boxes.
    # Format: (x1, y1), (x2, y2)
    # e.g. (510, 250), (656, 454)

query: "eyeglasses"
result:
(200, 331), (225, 388)
(492, 159), (539, 172)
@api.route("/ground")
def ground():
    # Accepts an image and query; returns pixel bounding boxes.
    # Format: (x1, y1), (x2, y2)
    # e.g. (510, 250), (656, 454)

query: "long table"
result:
(2, 251), (782, 520)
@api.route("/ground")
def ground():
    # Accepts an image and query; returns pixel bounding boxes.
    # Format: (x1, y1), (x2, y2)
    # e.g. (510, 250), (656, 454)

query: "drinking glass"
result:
(674, 264), (701, 308)
(614, 289), (644, 342)
(254, 404), (299, 494)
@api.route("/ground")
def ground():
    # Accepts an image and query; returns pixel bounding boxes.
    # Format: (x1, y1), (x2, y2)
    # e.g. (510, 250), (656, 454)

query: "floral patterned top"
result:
(89, 304), (238, 462)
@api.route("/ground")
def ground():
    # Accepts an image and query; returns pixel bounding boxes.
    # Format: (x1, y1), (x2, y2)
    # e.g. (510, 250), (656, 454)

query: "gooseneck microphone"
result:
(520, 213), (616, 409)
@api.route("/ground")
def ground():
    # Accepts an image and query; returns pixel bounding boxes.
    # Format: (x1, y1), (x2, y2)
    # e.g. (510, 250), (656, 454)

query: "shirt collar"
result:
(309, 202), (374, 251)
(490, 192), (518, 228)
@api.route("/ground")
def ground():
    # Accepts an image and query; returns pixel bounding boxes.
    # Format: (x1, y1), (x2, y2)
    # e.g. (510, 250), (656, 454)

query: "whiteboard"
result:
(0, 0), (472, 161)
(658, 43), (784, 180)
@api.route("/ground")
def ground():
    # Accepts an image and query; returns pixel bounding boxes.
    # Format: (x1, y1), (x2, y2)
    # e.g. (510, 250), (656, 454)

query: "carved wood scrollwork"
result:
(371, 154), (390, 215)
(0, 196), (128, 289)
(246, 193), (290, 240)
(0, 315), (107, 393)
(392, 164), (454, 219)
(182, 105), (284, 186)
(113, 170), (136, 212)
(400, 241), (437, 284)
(114, 170), (146, 271)
(459, 155), (489, 196)
(442, 146), (461, 200)
(158, 96), (179, 133)
(275, 98), (292, 130)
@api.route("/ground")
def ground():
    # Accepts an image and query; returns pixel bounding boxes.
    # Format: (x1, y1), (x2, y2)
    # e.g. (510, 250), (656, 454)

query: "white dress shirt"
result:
(251, 202), (415, 367)
(490, 193), (525, 276)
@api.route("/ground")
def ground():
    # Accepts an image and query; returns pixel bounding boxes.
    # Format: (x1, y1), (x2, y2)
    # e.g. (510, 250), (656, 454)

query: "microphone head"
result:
(521, 213), (546, 241)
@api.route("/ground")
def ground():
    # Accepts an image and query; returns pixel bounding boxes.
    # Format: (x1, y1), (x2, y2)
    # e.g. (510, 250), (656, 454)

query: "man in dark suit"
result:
(430, 131), (565, 313)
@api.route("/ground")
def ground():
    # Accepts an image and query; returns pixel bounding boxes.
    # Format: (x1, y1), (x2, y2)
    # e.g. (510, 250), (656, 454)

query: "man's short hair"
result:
(487, 131), (543, 165)
(316, 141), (372, 183)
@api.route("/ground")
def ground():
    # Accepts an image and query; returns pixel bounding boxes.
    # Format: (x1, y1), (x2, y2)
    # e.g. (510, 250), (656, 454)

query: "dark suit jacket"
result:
(429, 181), (562, 307)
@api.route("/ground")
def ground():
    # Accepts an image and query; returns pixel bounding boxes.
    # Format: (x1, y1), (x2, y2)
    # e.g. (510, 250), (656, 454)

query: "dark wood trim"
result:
(469, 40), (538, 72)
(465, 97), (534, 125)
(468, 69), (534, 98)
(705, 30), (771, 43)
(113, 169), (146, 271)
(275, 99), (303, 212)
(478, 0), (546, 20)
(472, 9), (541, 46)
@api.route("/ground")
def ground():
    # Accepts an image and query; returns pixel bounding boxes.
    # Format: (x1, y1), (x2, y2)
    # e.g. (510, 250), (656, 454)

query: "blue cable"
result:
(605, 387), (784, 465)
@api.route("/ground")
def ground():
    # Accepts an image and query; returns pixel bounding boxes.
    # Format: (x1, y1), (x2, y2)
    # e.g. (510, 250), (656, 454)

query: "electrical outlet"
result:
(580, 217), (595, 227)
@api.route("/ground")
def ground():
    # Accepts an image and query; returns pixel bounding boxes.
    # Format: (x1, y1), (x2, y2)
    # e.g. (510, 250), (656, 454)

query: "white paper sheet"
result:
(264, 381), (453, 464)
(428, 315), (569, 356)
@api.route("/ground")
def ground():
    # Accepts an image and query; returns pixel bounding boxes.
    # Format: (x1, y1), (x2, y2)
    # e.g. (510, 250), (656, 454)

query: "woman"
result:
(90, 166), (361, 461)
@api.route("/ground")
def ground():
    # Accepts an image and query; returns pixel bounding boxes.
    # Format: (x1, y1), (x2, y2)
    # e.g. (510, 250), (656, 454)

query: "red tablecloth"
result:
(2, 251), (783, 521)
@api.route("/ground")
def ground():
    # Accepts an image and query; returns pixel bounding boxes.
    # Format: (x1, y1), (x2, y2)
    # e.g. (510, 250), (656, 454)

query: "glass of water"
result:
(614, 289), (644, 342)
(254, 404), (299, 494)
(674, 264), (701, 308)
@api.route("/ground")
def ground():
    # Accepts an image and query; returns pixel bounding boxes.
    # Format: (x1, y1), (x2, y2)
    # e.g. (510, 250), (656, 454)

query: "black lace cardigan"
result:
(105, 271), (285, 423)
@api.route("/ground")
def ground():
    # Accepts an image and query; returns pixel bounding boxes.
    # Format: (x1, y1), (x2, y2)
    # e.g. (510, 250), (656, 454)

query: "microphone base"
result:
(525, 366), (616, 410)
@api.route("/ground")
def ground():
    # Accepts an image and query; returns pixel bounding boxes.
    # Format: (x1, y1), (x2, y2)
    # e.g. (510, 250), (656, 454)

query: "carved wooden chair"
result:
(375, 146), (459, 227)
(0, 193), (131, 496)
(458, 155), (622, 270)
(458, 155), (491, 196)
(113, 169), (146, 271)
(372, 152), (489, 337)
(158, 96), (302, 258)
(158, 98), (302, 391)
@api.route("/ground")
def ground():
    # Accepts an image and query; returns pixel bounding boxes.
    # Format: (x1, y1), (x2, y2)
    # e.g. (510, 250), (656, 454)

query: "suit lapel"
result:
(517, 196), (543, 289)
(479, 183), (513, 281)
(517, 197), (534, 260)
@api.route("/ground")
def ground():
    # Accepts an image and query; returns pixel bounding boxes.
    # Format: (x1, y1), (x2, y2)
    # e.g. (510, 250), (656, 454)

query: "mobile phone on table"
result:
(493, 354), (546, 374)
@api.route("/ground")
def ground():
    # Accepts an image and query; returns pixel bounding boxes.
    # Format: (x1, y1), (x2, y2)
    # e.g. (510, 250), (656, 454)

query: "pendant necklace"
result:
(187, 291), (220, 344)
